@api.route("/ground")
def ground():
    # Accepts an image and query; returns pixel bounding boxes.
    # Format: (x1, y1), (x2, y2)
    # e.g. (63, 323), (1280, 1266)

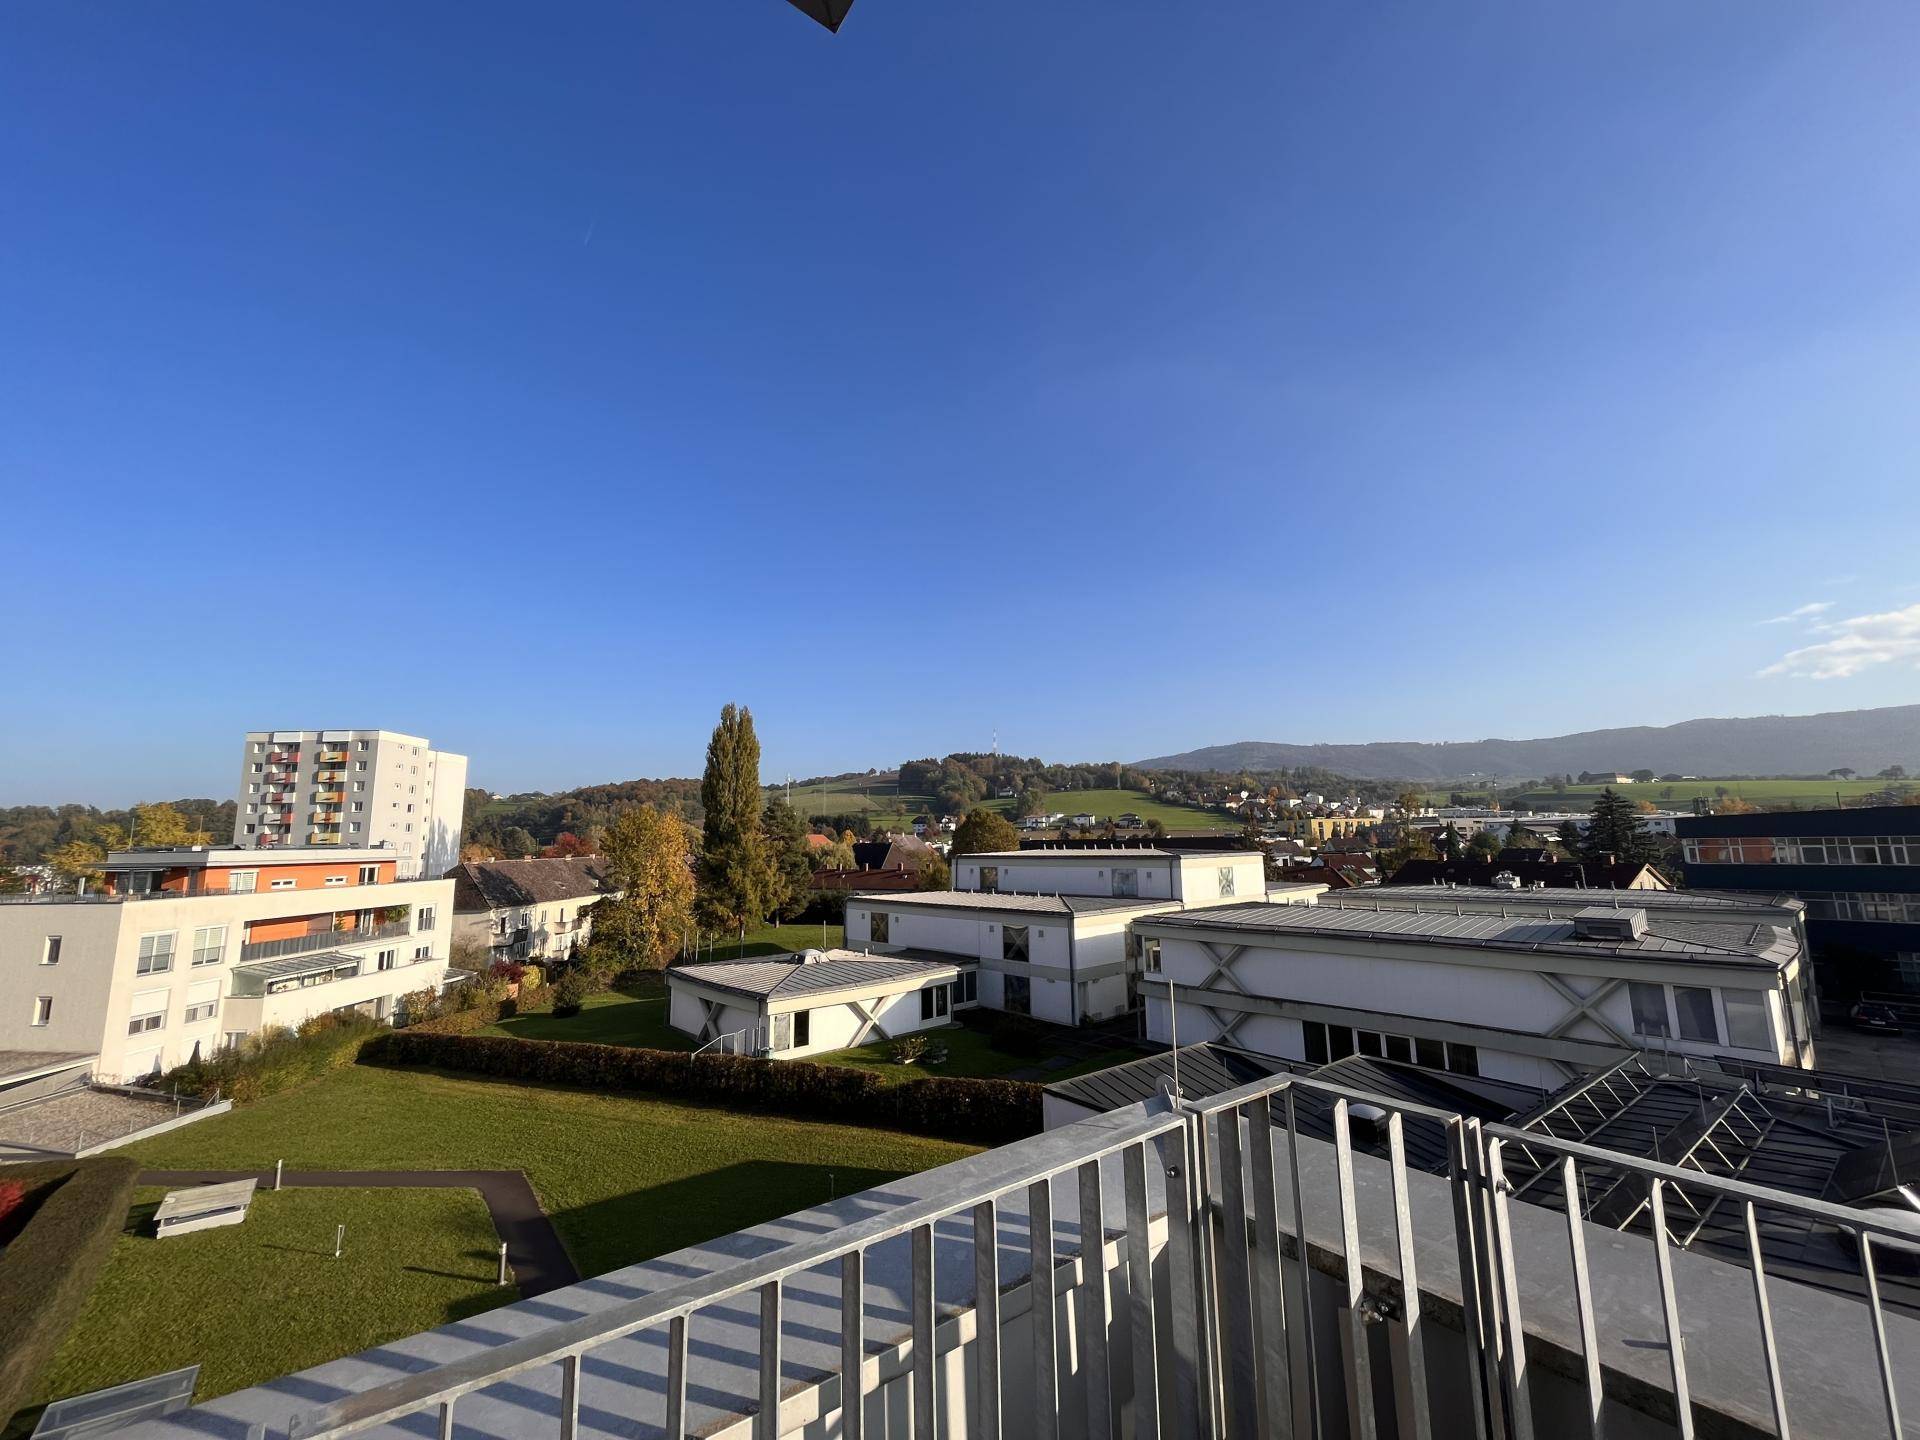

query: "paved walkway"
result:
(140, 1168), (579, 1296)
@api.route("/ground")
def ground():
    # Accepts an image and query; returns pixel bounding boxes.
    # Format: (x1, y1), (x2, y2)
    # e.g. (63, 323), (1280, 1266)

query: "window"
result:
(136, 933), (176, 975)
(353, 781), (365, 792)
(1629, 982), (1670, 1038)
(270, 878), (297, 890)
(41, 936), (61, 966)
(1217, 866), (1236, 898)
(415, 945), (432, 962)
(793, 1010), (811, 1047)
(1416, 1037), (1447, 1069)
(418, 906), (436, 932)
(229, 870), (257, 893)
(1724, 990), (1773, 1050)
(1303, 1020), (1329, 1064)
(1326, 1024), (1355, 1061)
(1674, 986), (1718, 1043)
(920, 985), (951, 1021)
(1385, 1034), (1413, 1064)
(32, 996), (53, 1027)
(1003, 974), (1031, 1016)
(185, 999), (218, 1025)
(978, 866), (999, 893)
(355, 761), (367, 771)
(1002, 925), (1030, 963)
(1112, 868), (1138, 898)
(191, 926), (226, 967)
(1448, 1043), (1479, 1077)
(324, 874), (346, 887)
(128, 1009), (164, 1035)
(1357, 1029), (1385, 1058)
(357, 740), (369, 750)
(251, 762), (263, 773)
(377, 950), (397, 971)
(1144, 938), (1162, 973)
(869, 911), (890, 944)
(956, 971), (978, 1004)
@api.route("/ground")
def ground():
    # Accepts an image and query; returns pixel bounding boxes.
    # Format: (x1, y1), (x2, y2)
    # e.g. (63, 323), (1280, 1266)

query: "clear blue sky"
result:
(4, 1), (1919, 805)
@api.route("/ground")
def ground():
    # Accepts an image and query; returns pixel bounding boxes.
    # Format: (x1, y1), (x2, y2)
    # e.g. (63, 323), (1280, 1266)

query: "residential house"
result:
(448, 857), (620, 964)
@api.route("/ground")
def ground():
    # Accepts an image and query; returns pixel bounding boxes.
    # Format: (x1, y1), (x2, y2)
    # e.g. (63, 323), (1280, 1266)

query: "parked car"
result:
(1849, 1001), (1905, 1035)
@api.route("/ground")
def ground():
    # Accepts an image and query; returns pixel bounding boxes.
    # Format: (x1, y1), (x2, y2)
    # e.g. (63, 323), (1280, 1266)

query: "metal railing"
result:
(0, 874), (430, 906)
(239, 920), (410, 963)
(692, 1024), (768, 1057)
(214, 1069), (1917, 1440)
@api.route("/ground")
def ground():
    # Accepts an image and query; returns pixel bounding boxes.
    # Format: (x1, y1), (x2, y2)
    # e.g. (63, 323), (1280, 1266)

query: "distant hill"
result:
(1135, 704), (1920, 782)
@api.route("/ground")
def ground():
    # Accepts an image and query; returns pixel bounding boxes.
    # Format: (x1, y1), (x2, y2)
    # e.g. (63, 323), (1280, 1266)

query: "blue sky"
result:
(4, 1), (1919, 804)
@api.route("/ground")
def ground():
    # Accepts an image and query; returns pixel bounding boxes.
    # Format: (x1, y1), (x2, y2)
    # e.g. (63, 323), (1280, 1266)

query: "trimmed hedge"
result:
(359, 1032), (1039, 1144)
(0, 1157), (140, 1431)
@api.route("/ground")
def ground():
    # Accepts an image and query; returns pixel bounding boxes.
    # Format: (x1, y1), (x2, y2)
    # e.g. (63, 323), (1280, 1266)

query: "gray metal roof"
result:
(1366, 884), (1804, 914)
(1136, 901), (1799, 969)
(0, 1049), (95, 1084)
(1043, 1044), (1280, 1114)
(670, 950), (957, 1002)
(850, 889), (1177, 916)
(233, 951), (365, 982)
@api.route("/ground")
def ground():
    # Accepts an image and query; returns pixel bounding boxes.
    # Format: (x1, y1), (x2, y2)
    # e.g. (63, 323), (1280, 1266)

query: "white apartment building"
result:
(850, 848), (1316, 1027)
(0, 847), (454, 1082)
(449, 857), (621, 963)
(1134, 896), (1815, 1088)
(233, 729), (467, 879)
(950, 847), (1267, 904)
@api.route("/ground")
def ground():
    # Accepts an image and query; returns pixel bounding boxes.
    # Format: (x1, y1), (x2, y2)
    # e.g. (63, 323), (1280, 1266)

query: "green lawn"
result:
(27, 1187), (511, 1415)
(694, 921), (845, 961)
(1496, 777), (1901, 812)
(811, 1027), (1143, 1088)
(484, 979), (691, 1050)
(122, 1066), (975, 1280)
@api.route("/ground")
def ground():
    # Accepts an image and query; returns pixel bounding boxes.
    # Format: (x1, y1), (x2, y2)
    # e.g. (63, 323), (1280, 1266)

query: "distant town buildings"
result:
(232, 729), (467, 879)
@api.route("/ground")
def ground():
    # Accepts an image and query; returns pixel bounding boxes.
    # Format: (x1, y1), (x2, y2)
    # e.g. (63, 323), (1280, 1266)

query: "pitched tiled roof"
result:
(449, 857), (617, 913)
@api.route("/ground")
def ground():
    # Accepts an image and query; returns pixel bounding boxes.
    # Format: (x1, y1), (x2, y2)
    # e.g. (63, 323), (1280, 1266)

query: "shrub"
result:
(359, 1032), (1039, 1143)
(520, 963), (544, 991)
(551, 970), (590, 1017)
(889, 1036), (930, 1066)
(0, 1180), (28, 1238)
(488, 959), (527, 985)
(154, 1013), (384, 1104)
(0, 1157), (140, 1430)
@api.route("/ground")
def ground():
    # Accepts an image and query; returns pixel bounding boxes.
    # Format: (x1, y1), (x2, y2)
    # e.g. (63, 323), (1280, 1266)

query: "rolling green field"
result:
(776, 778), (1234, 833)
(28, 1187), (512, 1416)
(1497, 777), (1900, 812)
(122, 1066), (974, 1281)
(978, 787), (1235, 831)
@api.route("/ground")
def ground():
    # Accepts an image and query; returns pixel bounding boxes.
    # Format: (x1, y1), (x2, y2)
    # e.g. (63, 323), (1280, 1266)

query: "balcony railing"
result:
(1, 875), (428, 906)
(232, 1068), (1914, 1440)
(239, 919), (410, 962)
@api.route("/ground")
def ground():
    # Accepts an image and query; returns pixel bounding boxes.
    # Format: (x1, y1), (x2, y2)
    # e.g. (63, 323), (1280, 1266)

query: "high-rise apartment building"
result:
(232, 730), (467, 879)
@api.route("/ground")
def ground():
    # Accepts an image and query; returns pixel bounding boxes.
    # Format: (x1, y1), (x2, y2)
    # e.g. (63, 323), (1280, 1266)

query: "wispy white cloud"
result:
(1759, 600), (1834, 625)
(1758, 602), (1920, 680)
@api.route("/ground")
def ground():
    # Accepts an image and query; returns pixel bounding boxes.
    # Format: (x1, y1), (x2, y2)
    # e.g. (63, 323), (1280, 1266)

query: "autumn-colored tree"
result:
(592, 805), (697, 968)
(48, 839), (107, 884)
(916, 847), (952, 891)
(1713, 796), (1759, 815)
(459, 841), (499, 863)
(540, 831), (594, 858)
(1375, 825), (1437, 878)
(950, 807), (1020, 858)
(130, 803), (204, 848)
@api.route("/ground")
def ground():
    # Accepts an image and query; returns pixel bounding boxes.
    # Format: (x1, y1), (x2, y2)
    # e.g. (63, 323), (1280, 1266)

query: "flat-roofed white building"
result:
(952, 847), (1266, 904)
(233, 729), (467, 878)
(0, 846), (455, 1082)
(666, 949), (963, 1057)
(1134, 897), (1815, 1088)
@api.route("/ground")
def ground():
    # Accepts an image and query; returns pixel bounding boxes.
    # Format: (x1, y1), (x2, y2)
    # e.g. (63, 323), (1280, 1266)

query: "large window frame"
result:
(136, 932), (176, 976)
(1002, 925), (1030, 963)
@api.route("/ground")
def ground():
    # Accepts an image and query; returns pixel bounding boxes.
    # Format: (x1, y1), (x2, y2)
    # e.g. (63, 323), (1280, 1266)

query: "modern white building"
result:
(665, 949), (964, 1057)
(0, 846), (455, 1082)
(950, 847), (1268, 905)
(1133, 896), (1815, 1088)
(233, 729), (468, 878)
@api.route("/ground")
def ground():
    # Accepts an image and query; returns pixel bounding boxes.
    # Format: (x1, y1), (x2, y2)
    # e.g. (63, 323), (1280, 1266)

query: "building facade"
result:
(448, 857), (619, 964)
(666, 950), (964, 1057)
(1133, 896), (1814, 1087)
(1678, 805), (1920, 993)
(0, 847), (454, 1082)
(232, 730), (467, 878)
(949, 847), (1266, 904)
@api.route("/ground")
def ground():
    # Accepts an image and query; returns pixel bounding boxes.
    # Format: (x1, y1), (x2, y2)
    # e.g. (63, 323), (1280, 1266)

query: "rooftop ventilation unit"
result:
(1572, 906), (1648, 942)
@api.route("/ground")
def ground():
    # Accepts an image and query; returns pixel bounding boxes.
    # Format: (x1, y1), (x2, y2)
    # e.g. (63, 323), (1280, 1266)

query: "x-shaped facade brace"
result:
(1541, 973), (1631, 1048)
(1198, 941), (1250, 996)
(696, 997), (726, 1044)
(845, 996), (892, 1048)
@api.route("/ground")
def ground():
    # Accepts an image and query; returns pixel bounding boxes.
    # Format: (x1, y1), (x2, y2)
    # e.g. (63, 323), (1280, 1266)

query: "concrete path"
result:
(140, 1168), (580, 1296)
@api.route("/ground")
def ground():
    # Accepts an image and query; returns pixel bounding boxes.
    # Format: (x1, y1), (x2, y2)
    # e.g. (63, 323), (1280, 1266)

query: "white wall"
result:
(1174, 854), (1267, 906)
(1142, 928), (1791, 1073)
(953, 856), (1177, 901)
